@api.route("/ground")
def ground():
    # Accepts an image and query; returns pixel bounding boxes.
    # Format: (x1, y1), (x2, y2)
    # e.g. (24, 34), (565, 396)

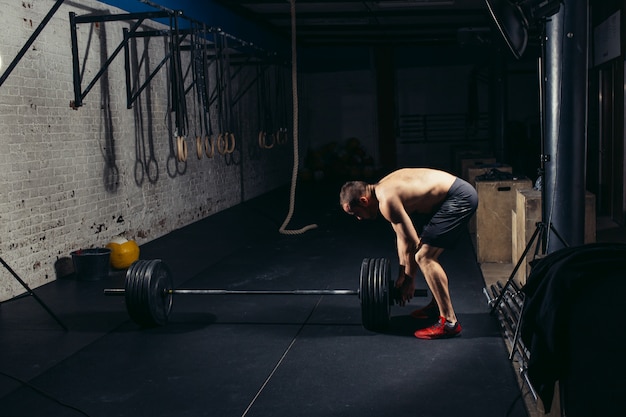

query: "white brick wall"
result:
(0, 0), (293, 300)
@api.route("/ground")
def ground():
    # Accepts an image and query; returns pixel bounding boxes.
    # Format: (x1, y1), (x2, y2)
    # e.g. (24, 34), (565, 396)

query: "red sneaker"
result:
(410, 298), (439, 319)
(414, 316), (462, 339)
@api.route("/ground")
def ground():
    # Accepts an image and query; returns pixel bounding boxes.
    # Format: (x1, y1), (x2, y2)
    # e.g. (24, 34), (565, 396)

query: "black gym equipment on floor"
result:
(104, 257), (427, 330)
(0, 185), (528, 417)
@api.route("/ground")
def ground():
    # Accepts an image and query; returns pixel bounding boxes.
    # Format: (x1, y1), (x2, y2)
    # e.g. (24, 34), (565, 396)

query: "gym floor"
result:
(1, 182), (533, 417)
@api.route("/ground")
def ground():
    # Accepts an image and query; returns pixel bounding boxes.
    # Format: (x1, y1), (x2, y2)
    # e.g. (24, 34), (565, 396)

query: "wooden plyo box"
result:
(512, 189), (543, 285)
(460, 158), (496, 182)
(475, 177), (533, 263)
(452, 147), (491, 176)
(466, 165), (512, 187)
(466, 165), (513, 233)
(512, 189), (597, 284)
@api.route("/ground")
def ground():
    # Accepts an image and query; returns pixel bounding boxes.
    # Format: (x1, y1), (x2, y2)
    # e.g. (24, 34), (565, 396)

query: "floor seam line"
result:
(240, 296), (323, 417)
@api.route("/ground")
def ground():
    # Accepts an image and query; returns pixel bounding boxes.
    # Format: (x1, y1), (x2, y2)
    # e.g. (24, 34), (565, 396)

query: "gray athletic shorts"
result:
(418, 178), (478, 249)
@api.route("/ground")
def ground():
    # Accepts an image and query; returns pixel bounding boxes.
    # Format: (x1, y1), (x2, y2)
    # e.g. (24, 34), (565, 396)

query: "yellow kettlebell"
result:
(106, 237), (140, 270)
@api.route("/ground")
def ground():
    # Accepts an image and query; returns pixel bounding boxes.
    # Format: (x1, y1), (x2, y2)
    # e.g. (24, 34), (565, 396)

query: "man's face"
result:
(342, 198), (376, 220)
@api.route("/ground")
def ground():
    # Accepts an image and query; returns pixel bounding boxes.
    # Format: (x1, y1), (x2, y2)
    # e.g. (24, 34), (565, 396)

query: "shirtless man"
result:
(339, 168), (478, 339)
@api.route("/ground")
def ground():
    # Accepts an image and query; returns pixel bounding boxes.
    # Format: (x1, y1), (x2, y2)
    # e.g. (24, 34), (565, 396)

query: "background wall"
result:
(0, 0), (293, 300)
(0, 0), (551, 301)
(298, 43), (540, 181)
(299, 69), (378, 171)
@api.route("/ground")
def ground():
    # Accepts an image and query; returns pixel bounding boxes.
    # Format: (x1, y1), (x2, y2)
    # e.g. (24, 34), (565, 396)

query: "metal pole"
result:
(104, 288), (429, 297)
(103, 288), (356, 296)
(0, 0), (65, 88)
(172, 289), (359, 296)
(0, 255), (68, 331)
(543, 0), (588, 252)
(69, 12), (82, 108)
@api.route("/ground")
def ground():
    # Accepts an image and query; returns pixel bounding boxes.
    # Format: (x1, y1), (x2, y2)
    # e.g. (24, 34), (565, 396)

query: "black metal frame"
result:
(0, 0), (69, 330)
(68, 8), (283, 108)
(0, 0), (66, 89)
(0, 255), (67, 331)
(69, 10), (172, 109)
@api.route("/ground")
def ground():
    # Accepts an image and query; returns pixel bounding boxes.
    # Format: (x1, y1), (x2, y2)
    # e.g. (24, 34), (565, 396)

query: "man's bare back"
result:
(375, 168), (457, 215)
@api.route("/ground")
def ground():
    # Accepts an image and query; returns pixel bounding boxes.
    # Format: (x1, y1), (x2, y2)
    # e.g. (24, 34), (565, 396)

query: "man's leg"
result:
(413, 243), (462, 339)
(416, 244), (457, 323)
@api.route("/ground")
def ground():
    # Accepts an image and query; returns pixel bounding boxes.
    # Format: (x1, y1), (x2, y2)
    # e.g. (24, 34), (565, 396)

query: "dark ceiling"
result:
(212, 0), (496, 47)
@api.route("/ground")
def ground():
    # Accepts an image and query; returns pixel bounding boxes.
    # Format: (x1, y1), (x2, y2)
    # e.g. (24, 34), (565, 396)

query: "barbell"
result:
(104, 258), (427, 331)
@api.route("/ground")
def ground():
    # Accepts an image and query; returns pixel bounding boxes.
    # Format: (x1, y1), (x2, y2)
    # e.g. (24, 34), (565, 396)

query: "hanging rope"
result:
(279, 0), (317, 235)
(200, 24), (215, 158)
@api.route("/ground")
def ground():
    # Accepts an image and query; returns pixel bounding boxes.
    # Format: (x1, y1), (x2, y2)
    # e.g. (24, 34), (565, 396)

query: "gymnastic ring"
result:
(217, 133), (227, 155)
(177, 136), (187, 162)
(204, 135), (215, 158)
(196, 136), (203, 160)
(181, 139), (188, 161)
(182, 137), (189, 162)
(258, 131), (265, 148)
(226, 132), (237, 153)
(258, 131), (272, 149)
(266, 133), (276, 149)
(176, 136), (182, 161)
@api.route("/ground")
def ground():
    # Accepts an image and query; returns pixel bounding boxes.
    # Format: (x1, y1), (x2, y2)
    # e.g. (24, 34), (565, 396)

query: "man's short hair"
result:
(339, 181), (368, 208)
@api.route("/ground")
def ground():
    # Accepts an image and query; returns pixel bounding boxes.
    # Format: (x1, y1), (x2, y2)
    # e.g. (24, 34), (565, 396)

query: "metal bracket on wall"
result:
(0, 0), (66, 89)
(68, 10), (172, 109)
(68, 7), (280, 110)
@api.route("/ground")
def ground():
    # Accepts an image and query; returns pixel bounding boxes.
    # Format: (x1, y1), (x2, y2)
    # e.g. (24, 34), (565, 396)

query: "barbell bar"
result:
(104, 289), (359, 296)
(104, 258), (428, 331)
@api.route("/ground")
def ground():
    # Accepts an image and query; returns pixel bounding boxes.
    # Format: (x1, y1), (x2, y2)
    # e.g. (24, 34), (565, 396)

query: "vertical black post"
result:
(544, 0), (589, 251)
(489, 51), (507, 162)
(373, 46), (396, 174)
(69, 12), (82, 108)
(123, 28), (132, 109)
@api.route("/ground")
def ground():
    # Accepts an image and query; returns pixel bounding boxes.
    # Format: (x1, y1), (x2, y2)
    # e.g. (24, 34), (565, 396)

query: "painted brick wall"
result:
(0, 0), (293, 300)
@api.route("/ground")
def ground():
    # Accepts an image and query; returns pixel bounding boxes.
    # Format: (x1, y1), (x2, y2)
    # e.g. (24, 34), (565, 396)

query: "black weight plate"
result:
(359, 258), (373, 330)
(124, 260), (144, 324)
(367, 258), (376, 329)
(136, 259), (155, 326)
(125, 260), (146, 326)
(360, 258), (391, 332)
(146, 259), (174, 326)
(372, 258), (390, 331)
(138, 260), (157, 326)
(125, 260), (154, 327)
(378, 258), (390, 329)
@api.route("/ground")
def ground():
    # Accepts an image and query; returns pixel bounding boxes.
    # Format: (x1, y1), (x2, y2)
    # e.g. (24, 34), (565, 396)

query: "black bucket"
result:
(71, 248), (111, 281)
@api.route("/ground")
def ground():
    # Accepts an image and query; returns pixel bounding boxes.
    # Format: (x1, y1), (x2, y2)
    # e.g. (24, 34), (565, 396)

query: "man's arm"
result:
(381, 199), (421, 305)
(379, 196), (420, 278)
(392, 220), (420, 279)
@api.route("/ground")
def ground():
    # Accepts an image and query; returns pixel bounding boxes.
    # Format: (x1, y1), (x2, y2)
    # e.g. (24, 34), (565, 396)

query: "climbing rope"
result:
(278, 0), (317, 235)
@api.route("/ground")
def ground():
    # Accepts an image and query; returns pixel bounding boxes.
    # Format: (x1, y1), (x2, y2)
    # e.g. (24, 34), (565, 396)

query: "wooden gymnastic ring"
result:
(266, 133), (276, 149)
(227, 132), (236, 153)
(196, 136), (203, 159)
(259, 131), (274, 149)
(217, 133), (227, 155)
(258, 131), (265, 148)
(204, 135), (215, 158)
(177, 136), (187, 162)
